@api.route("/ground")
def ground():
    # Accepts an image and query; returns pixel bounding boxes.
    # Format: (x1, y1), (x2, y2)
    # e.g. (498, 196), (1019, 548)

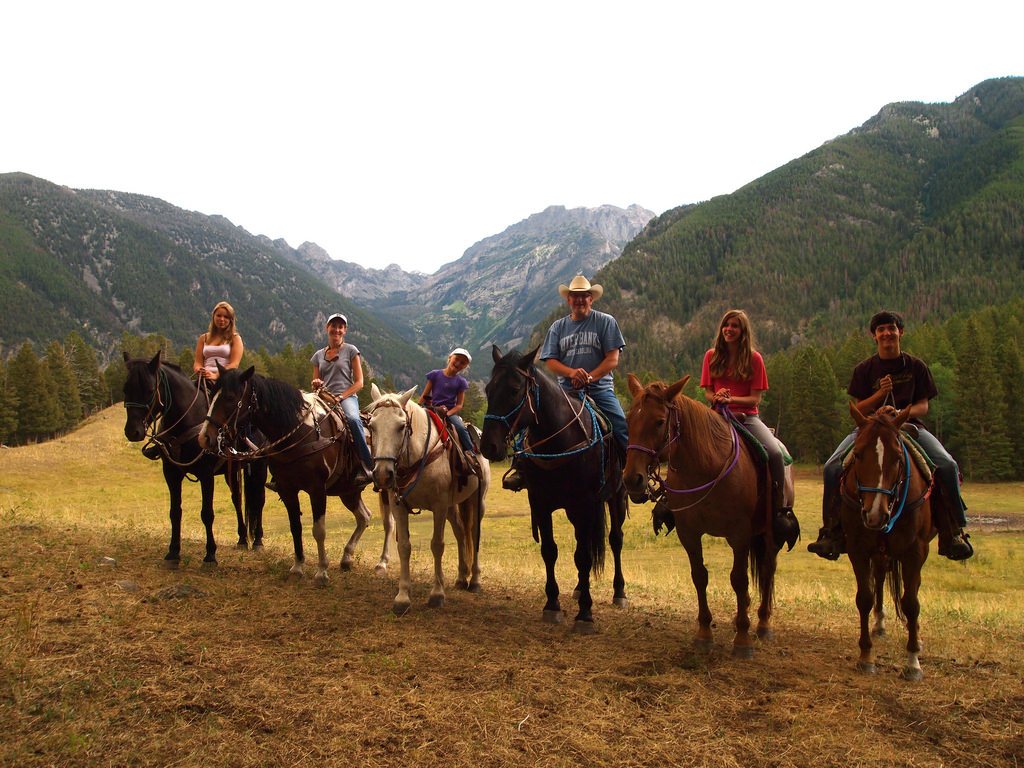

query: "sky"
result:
(4, 1), (1022, 274)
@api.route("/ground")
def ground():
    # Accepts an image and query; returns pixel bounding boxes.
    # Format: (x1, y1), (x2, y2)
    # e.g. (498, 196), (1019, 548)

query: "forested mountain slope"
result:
(588, 76), (1024, 379)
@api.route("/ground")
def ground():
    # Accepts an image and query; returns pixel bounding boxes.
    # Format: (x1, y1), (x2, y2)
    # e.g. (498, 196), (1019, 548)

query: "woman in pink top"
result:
(700, 309), (796, 546)
(193, 301), (243, 385)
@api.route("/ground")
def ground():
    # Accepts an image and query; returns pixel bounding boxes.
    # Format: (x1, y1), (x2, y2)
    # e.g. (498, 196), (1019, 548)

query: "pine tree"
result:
(788, 346), (844, 463)
(7, 343), (61, 443)
(65, 331), (106, 415)
(0, 361), (20, 445)
(45, 340), (82, 431)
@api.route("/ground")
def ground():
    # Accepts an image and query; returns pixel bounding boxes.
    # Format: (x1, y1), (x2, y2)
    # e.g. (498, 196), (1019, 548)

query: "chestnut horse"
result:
(623, 374), (787, 657)
(842, 403), (934, 679)
(480, 346), (628, 634)
(122, 352), (267, 568)
(365, 384), (490, 616)
(198, 366), (393, 583)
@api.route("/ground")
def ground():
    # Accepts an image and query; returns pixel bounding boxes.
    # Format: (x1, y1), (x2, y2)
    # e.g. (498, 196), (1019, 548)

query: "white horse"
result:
(366, 383), (490, 615)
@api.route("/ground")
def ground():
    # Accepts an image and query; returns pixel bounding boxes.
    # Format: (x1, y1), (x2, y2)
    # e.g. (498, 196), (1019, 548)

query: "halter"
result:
(843, 428), (923, 533)
(124, 364), (207, 467)
(367, 397), (442, 503)
(627, 401), (741, 510)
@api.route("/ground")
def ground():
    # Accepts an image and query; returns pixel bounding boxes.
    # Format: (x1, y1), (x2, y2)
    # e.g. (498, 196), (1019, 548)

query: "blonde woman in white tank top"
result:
(194, 301), (243, 384)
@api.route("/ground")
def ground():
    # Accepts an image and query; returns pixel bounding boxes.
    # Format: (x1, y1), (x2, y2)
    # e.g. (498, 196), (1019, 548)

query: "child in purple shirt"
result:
(419, 348), (476, 454)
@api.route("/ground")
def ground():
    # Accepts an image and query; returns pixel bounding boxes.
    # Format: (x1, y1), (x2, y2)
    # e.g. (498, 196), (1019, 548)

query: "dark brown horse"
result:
(198, 366), (393, 583)
(622, 374), (787, 657)
(842, 403), (934, 679)
(122, 352), (267, 569)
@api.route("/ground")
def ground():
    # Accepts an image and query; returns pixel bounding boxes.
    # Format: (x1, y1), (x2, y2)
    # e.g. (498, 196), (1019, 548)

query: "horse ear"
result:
(123, 351), (131, 363)
(148, 351), (161, 373)
(522, 346), (540, 369)
(239, 366), (256, 383)
(627, 373), (644, 399)
(399, 387), (417, 407)
(666, 375), (690, 401)
(371, 382), (382, 402)
(492, 344), (503, 363)
(894, 407), (912, 429)
(850, 400), (868, 427)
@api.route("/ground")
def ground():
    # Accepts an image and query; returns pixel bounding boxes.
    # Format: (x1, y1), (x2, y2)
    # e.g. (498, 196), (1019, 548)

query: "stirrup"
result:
(502, 468), (526, 492)
(773, 507), (800, 551)
(652, 498), (675, 536)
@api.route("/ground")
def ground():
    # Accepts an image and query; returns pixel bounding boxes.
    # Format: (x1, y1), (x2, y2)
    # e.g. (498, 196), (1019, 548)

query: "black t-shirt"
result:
(847, 353), (937, 423)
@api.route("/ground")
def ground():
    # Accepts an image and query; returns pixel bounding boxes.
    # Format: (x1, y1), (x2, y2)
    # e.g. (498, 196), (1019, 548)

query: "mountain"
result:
(0, 173), (432, 384)
(292, 204), (655, 358)
(588, 76), (1024, 380)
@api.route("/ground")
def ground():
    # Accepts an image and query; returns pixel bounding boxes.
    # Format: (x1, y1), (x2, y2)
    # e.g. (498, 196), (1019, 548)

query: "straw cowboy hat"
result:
(558, 275), (603, 300)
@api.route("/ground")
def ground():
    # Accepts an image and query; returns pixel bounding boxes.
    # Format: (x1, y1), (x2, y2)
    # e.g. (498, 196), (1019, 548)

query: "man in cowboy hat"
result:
(503, 274), (628, 491)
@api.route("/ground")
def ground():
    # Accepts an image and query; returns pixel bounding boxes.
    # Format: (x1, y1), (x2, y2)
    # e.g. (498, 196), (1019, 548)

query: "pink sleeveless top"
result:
(202, 340), (233, 372)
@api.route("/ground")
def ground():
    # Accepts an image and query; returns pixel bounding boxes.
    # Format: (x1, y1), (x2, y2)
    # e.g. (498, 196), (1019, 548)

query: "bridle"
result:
(124, 364), (207, 466)
(842, 422), (928, 533)
(366, 396), (442, 502)
(627, 399), (740, 510)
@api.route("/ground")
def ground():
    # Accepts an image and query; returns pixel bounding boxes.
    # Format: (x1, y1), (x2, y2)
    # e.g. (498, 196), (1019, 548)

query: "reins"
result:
(367, 397), (446, 504)
(124, 365), (209, 469)
(627, 400), (741, 511)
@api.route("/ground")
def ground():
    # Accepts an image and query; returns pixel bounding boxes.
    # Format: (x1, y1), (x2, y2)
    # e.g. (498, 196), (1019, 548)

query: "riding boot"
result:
(935, 510), (973, 560)
(142, 442), (162, 460)
(265, 476), (279, 493)
(651, 495), (675, 536)
(807, 498), (845, 560)
(502, 467), (526, 492)
(772, 506), (800, 551)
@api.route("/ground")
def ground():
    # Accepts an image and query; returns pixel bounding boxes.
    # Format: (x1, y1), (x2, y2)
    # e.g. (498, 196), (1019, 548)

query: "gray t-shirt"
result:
(310, 343), (360, 396)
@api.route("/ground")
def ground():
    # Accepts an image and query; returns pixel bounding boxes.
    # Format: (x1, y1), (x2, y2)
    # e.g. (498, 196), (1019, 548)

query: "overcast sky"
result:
(4, 1), (1021, 274)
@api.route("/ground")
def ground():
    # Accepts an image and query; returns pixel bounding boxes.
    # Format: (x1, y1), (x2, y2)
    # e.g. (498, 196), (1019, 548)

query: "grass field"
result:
(2, 407), (1022, 767)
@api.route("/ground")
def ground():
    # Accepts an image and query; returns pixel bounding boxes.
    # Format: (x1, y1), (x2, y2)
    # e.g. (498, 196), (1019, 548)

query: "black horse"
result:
(198, 366), (393, 583)
(480, 346), (628, 633)
(122, 352), (267, 569)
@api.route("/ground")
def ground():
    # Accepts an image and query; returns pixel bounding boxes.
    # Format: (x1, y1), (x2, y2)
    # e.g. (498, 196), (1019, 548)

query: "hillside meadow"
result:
(1, 407), (1022, 767)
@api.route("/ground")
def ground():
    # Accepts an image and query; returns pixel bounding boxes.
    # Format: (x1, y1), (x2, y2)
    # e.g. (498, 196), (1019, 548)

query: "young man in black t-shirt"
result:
(808, 310), (973, 561)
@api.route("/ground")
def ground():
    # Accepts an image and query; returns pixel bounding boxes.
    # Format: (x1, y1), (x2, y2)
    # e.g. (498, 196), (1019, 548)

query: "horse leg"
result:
(899, 552), (926, 681)
(871, 563), (887, 639)
(309, 488), (330, 586)
(452, 502), (472, 591)
(374, 491), (393, 575)
(461, 497), (483, 594)
(198, 472), (218, 570)
(227, 462), (247, 550)
(162, 463), (184, 569)
(280, 489), (306, 578)
(392, 498), (413, 616)
(245, 461), (268, 552)
(729, 542), (754, 658)
(536, 511), (563, 625)
(338, 487), (372, 572)
(851, 551), (877, 675)
(568, 507), (595, 633)
(680, 533), (713, 650)
(427, 509), (450, 608)
(754, 536), (778, 641)
(608, 489), (628, 608)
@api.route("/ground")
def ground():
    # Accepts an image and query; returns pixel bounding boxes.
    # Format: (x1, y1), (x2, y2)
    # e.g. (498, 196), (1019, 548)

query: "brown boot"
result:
(502, 468), (526, 492)
(937, 527), (973, 560)
(651, 497), (675, 535)
(807, 496), (845, 560)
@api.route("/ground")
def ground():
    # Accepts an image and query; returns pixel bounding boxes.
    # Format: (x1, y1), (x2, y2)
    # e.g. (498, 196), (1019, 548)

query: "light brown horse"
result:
(842, 403), (934, 680)
(623, 374), (786, 657)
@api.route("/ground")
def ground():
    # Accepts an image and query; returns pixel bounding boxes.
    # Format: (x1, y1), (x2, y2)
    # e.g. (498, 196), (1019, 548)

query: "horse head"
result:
(622, 373), (689, 503)
(846, 402), (914, 531)
(122, 351), (163, 442)
(366, 384), (418, 491)
(480, 344), (541, 462)
(199, 365), (256, 453)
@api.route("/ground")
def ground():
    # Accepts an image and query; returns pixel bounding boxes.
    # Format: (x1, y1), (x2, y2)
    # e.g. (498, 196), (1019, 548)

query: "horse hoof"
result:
(200, 560), (218, 572)
(162, 559), (180, 571)
(313, 573), (330, 587)
(392, 600), (411, 617)
(373, 563), (388, 576)
(339, 559), (354, 572)
(756, 627), (774, 641)
(455, 579), (469, 591)
(235, 541), (248, 550)
(901, 667), (923, 682)
(252, 543), (265, 554)
(856, 662), (877, 676)
(612, 596), (629, 609)
(468, 583), (482, 594)
(542, 609), (565, 625)
(428, 594), (445, 609)
(871, 627), (886, 638)
(693, 637), (714, 653)
(732, 644), (755, 660)
(573, 620), (596, 636)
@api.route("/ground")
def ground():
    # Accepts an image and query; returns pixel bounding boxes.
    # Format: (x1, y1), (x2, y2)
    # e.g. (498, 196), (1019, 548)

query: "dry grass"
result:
(1, 408), (1022, 767)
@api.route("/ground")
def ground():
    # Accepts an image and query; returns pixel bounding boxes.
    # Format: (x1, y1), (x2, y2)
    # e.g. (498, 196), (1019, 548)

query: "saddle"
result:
(424, 409), (480, 489)
(840, 429), (934, 482)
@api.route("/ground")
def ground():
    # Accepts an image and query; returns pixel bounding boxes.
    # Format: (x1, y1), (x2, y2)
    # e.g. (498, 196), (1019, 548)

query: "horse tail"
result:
(749, 533), (777, 612)
(589, 500), (608, 577)
(887, 557), (907, 624)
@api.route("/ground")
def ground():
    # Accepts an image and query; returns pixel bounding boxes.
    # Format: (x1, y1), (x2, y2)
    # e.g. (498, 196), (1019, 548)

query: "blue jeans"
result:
(446, 413), (475, 453)
(340, 395), (373, 470)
